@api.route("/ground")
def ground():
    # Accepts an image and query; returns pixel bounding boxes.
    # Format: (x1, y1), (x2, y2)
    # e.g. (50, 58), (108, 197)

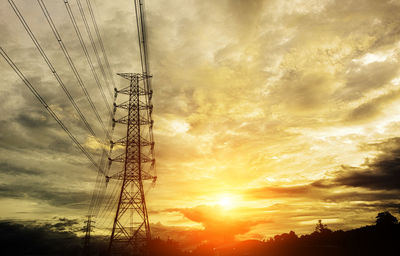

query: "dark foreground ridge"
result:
(0, 211), (399, 256)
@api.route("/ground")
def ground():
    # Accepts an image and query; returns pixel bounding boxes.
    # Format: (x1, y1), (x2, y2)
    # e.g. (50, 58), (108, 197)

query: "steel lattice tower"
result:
(108, 73), (155, 255)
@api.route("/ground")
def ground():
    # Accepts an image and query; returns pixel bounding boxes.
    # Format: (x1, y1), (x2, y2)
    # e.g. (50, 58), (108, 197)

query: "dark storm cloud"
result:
(0, 162), (40, 176)
(15, 112), (51, 129)
(0, 115), (77, 155)
(0, 183), (90, 208)
(321, 190), (400, 202)
(332, 137), (400, 191)
(244, 181), (399, 203)
(49, 217), (79, 232)
(343, 202), (400, 214)
(47, 137), (77, 154)
(244, 171), (399, 206)
(310, 137), (400, 192)
(334, 164), (400, 191)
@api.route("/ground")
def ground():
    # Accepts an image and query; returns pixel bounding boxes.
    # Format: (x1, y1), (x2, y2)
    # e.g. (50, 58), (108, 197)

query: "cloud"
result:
(150, 222), (204, 249)
(319, 189), (400, 202)
(332, 139), (400, 191)
(246, 185), (311, 198)
(48, 217), (79, 232)
(269, 71), (338, 113)
(0, 162), (40, 176)
(0, 183), (90, 208)
(345, 90), (400, 123)
(167, 205), (267, 243)
(337, 60), (399, 102)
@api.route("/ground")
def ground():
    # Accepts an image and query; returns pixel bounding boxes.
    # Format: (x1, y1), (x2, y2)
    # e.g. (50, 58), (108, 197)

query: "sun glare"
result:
(217, 194), (236, 210)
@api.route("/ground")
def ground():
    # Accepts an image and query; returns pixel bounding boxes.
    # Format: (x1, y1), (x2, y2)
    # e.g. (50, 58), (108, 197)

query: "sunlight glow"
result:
(217, 194), (236, 210)
(170, 119), (190, 134)
(353, 51), (393, 65)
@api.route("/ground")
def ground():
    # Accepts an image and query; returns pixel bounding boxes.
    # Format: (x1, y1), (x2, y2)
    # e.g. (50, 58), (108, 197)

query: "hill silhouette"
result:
(0, 211), (399, 256)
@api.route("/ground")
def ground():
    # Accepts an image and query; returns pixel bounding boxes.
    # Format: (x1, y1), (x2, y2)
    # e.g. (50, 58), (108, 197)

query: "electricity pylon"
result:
(83, 215), (94, 256)
(108, 73), (155, 255)
(108, 0), (155, 254)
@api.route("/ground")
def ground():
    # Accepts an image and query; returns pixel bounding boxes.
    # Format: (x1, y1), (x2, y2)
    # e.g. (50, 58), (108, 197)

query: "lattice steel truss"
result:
(108, 73), (155, 255)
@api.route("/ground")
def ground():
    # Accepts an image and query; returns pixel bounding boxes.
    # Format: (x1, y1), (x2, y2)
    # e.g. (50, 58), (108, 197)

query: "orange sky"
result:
(1, 0), (400, 245)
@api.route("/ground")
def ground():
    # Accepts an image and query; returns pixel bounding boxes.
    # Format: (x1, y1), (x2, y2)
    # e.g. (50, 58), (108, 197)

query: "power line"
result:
(134, 0), (156, 181)
(36, 0), (111, 140)
(8, 0), (97, 139)
(0, 47), (104, 175)
(134, 0), (151, 90)
(64, 0), (121, 222)
(88, 147), (110, 216)
(75, 0), (113, 98)
(95, 179), (121, 228)
(88, 91), (119, 217)
(38, 0), (118, 218)
(85, 0), (117, 92)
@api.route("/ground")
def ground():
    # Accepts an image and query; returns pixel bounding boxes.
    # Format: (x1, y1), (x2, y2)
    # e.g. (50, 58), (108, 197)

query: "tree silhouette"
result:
(314, 220), (331, 234)
(376, 211), (398, 227)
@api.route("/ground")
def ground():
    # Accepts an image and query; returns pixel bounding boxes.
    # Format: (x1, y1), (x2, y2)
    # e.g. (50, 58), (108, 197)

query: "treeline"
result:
(0, 211), (399, 255)
(145, 211), (400, 256)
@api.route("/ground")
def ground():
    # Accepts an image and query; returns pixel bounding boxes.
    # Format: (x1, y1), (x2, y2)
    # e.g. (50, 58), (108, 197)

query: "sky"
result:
(1, 0), (400, 247)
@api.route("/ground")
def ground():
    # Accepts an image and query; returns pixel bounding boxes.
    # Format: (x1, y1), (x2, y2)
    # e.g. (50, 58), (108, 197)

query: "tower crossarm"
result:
(116, 86), (151, 96)
(110, 137), (128, 146)
(109, 170), (155, 181)
(114, 100), (152, 111)
(111, 137), (154, 148)
(116, 72), (149, 80)
(113, 115), (153, 126)
(108, 153), (125, 163)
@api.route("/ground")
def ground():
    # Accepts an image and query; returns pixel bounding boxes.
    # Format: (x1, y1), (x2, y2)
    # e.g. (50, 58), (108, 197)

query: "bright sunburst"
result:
(217, 194), (236, 210)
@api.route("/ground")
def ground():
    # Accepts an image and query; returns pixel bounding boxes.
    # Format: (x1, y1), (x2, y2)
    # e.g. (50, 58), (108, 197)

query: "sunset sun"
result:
(217, 194), (236, 210)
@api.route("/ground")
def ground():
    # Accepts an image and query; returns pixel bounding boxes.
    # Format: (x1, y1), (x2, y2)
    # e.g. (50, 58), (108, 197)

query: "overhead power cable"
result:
(65, 0), (121, 218)
(134, 0), (156, 180)
(134, 0), (151, 89)
(85, 0), (117, 91)
(88, 91), (118, 217)
(40, 0), (116, 180)
(0, 47), (105, 175)
(35, 0), (111, 140)
(8, 0), (97, 138)
(75, 0), (113, 98)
